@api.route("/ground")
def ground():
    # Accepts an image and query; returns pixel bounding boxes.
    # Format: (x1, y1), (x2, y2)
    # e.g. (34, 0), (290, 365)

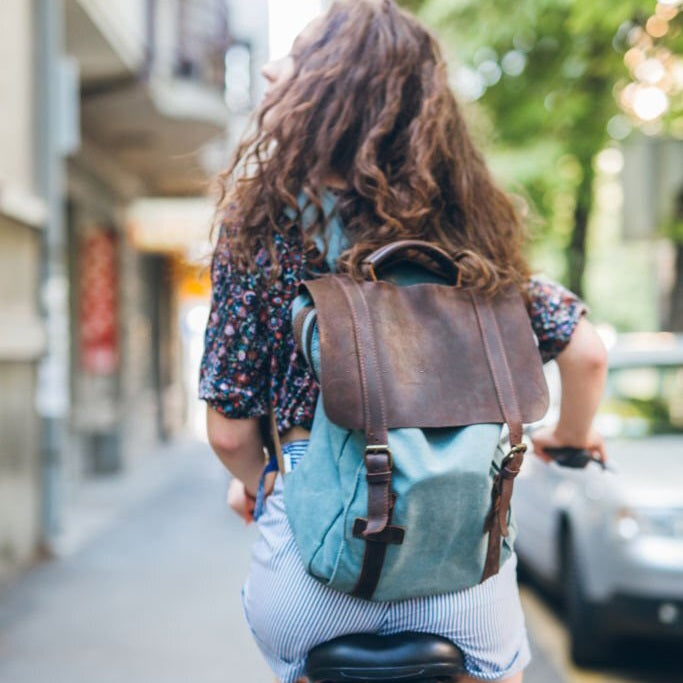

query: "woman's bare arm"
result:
(206, 408), (266, 495)
(531, 317), (608, 460)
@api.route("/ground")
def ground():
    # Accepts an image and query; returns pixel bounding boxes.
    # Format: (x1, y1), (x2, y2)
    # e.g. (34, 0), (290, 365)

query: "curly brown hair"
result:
(217, 0), (529, 293)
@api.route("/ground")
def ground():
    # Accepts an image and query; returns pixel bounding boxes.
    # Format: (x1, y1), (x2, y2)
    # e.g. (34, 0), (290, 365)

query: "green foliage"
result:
(409, 0), (633, 153)
(666, 218), (683, 244)
(398, 0), (682, 297)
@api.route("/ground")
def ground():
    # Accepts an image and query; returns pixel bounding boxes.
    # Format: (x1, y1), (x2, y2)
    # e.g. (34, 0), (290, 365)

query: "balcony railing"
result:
(143, 0), (229, 94)
(174, 0), (229, 92)
(72, 0), (230, 95)
(71, 0), (232, 195)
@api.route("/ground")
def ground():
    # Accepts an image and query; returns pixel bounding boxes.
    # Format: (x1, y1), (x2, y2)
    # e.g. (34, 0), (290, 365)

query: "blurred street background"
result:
(0, 0), (681, 681)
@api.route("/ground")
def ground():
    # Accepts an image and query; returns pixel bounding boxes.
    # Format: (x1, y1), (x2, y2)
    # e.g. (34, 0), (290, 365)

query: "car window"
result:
(597, 365), (683, 437)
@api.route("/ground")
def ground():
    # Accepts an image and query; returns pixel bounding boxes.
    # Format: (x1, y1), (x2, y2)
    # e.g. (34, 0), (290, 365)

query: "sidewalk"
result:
(0, 438), (272, 683)
(50, 438), (213, 558)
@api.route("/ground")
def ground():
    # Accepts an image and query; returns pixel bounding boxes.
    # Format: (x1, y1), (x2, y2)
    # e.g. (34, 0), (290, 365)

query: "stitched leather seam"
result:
(348, 280), (391, 531)
(487, 302), (523, 443)
(337, 277), (371, 431)
(471, 292), (507, 430)
(352, 280), (388, 440)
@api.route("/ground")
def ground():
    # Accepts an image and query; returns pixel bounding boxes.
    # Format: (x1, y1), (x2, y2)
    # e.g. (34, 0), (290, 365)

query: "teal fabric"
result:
(284, 409), (514, 601)
(284, 192), (514, 600)
(284, 190), (349, 272)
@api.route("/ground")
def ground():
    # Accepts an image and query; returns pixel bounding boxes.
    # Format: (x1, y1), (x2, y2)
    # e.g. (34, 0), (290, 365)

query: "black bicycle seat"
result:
(306, 632), (465, 682)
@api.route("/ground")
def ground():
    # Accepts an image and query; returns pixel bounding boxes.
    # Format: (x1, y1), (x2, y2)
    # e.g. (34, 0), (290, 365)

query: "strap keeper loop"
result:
(364, 444), (393, 469)
(366, 471), (392, 484)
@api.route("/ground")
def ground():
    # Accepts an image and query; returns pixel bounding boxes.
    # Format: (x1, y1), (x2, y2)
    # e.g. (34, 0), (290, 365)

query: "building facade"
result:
(0, 0), (261, 582)
(0, 0), (49, 581)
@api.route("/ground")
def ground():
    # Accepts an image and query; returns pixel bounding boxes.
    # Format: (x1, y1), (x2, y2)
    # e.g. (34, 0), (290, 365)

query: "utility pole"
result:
(34, 0), (72, 548)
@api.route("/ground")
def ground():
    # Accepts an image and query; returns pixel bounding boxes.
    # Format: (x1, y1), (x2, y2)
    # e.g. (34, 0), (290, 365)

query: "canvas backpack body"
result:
(280, 236), (549, 602)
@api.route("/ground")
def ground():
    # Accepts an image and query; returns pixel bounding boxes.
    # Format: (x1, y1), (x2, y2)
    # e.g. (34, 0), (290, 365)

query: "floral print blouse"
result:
(199, 225), (586, 435)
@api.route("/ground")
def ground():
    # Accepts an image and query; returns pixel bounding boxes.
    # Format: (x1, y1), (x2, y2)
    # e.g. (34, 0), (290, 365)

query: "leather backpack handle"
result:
(361, 240), (461, 286)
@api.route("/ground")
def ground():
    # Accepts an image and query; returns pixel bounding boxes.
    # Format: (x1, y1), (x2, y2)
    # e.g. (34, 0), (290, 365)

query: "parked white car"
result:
(514, 334), (683, 666)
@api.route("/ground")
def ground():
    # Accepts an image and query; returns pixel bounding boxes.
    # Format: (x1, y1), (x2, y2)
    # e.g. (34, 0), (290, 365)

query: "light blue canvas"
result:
(283, 191), (515, 601)
(284, 407), (515, 601)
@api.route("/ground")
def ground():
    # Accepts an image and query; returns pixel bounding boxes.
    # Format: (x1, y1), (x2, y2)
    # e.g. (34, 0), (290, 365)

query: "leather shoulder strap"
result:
(335, 277), (388, 449)
(470, 292), (524, 447)
(470, 294), (527, 583)
(335, 276), (405, 600)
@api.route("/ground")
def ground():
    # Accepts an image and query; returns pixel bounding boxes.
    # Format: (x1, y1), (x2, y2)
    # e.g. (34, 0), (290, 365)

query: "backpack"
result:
(277, 214), (548, 602)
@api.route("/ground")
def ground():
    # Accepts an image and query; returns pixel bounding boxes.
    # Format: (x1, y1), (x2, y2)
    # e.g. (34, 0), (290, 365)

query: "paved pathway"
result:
(0, 441), (271, 683)
(0, 439), (565, 683)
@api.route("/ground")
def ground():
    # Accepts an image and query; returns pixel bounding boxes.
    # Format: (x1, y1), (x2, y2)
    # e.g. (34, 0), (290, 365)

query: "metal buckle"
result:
(364, 444), (393, 468)
(500, 443), (527, 469)
(507, 443), (527, 456)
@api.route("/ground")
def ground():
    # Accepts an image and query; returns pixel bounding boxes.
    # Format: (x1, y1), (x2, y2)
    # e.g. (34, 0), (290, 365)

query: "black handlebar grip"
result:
(544, 447), (606, 470)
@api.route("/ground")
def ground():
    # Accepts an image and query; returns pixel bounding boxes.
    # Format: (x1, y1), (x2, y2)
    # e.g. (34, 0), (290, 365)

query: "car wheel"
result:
(562, 532), (611, 667)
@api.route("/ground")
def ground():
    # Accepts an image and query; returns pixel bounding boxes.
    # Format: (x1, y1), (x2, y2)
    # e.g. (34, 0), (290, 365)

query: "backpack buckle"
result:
(353, 517), (405, 544)
(500, 443), (527, 478)
(505, 443), (527, 458)
(364, 444), (393, 468)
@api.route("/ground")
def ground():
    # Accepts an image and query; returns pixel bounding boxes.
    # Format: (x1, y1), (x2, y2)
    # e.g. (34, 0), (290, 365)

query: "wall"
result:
(0, 0), (46, 581)
(0, 0), (35, 196)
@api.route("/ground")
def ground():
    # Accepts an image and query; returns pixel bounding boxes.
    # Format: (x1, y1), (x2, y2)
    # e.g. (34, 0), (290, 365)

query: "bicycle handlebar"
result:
(544, 446), (608, 470)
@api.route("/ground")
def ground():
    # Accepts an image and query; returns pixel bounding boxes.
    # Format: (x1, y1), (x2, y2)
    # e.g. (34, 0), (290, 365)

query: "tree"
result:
(399, 0), (683, 299)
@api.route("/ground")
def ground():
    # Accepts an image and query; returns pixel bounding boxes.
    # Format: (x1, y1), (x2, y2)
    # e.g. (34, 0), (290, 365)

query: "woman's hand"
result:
(531, 424), (606, 464)
(228, 479), (256, 523)
(227, 472), (278, 523)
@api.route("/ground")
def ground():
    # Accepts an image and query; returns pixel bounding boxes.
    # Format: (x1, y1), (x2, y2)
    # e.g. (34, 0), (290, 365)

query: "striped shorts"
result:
(241, 441), (530, 683)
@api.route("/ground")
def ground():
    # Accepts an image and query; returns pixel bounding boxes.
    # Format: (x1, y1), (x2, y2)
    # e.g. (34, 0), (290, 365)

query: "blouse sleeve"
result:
(198, 225), (270, 419)
(525, 276), (588, 363)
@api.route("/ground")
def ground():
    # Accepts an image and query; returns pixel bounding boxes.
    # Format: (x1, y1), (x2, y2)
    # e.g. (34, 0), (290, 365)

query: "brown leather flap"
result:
(302, 276), (549, 430)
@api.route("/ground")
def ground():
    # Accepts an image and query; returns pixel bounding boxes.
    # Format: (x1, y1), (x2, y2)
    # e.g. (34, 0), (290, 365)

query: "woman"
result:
(199, 2), (607, 681)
